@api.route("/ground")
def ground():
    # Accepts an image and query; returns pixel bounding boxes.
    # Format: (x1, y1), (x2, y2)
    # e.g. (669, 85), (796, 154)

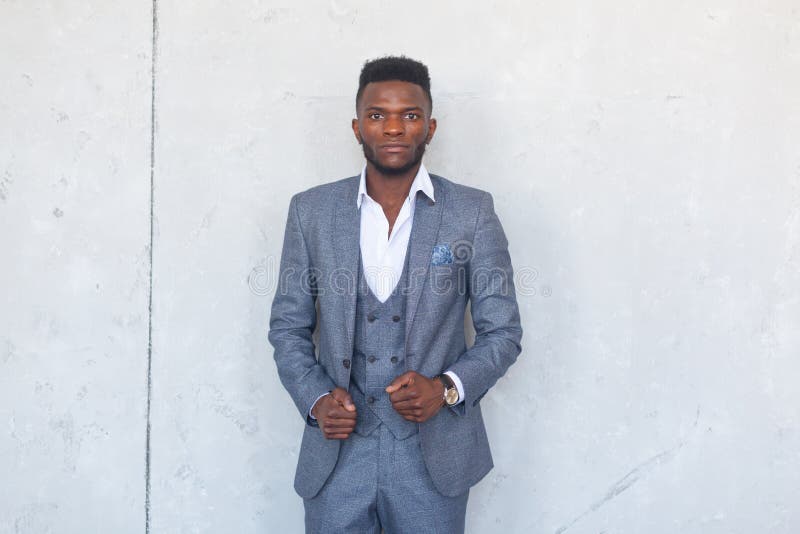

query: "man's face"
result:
(352, 80), (437, 176)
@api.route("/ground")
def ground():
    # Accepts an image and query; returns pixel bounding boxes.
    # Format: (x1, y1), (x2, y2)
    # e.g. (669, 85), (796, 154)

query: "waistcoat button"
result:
(367, 313), (376, 322)
(367, 355), (376, 363)
(390, 356), (398, 364)
(342, 359), (350, 369)
(367, 396), (375, 404)
(392, 315), (401, 322)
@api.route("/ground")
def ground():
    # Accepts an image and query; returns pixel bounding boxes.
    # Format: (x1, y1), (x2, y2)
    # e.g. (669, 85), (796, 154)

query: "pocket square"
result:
(431, 244), (453, 265)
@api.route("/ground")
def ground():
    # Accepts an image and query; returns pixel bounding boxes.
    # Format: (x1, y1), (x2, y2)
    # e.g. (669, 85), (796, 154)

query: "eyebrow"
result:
(364, 106), (424, 112)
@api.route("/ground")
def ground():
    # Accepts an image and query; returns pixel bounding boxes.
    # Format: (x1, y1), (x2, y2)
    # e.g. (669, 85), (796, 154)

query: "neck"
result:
(364, 161), (422, 209)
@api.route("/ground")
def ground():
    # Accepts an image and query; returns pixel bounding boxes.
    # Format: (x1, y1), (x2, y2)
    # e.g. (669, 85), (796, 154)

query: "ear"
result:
(425, 117), (437, 144)
(351, 118), (362, 144)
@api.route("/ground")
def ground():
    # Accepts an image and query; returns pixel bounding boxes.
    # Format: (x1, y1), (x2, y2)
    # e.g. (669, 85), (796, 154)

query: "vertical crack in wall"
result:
(145, 1), (158, 533)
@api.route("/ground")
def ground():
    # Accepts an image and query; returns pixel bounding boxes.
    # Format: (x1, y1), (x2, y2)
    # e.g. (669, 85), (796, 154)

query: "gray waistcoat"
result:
(348, 252), (417, 440)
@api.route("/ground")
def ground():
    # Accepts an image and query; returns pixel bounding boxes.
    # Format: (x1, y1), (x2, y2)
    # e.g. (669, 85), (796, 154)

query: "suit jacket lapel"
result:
(332, 175), (444, 359)
(333, 177), (361, 364)
(404, 180), (444, 346)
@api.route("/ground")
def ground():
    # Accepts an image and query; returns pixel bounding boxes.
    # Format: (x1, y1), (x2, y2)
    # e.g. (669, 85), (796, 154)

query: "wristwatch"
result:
(435, 374), (460, 407)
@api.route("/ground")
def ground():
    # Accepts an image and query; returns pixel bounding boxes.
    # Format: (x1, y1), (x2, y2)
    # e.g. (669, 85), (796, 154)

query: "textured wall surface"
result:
(2, 1), (799, 533)
(0, 1), (153, 533)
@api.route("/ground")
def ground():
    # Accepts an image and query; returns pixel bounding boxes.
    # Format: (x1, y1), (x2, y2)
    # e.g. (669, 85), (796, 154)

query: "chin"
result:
(380, 162), (419, 176)
(363, 145), (424, 176)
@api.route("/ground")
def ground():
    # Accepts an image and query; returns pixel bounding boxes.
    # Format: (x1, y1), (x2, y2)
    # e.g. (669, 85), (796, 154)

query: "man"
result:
(269, 56), (522, 533)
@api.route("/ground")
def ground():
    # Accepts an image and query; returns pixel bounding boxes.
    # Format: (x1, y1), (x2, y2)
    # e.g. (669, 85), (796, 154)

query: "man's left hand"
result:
(385, 371), (444, 423)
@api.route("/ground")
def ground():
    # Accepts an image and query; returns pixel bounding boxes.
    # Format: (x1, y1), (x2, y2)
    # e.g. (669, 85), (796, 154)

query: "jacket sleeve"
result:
(445, 192), (523, 415)
(268, 194), (336, 424)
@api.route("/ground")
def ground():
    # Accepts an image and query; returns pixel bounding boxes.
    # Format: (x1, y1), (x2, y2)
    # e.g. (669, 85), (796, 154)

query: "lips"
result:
(380, 144), (410, 153)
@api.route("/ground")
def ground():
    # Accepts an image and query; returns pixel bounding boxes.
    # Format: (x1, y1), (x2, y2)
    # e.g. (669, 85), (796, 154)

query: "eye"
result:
(368, 112), (383, 120)
(404, 112), (419, 120)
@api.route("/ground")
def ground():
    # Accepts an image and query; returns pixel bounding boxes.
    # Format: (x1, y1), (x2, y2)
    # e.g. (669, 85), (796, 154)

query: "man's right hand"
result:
(311, 387), (357, 440)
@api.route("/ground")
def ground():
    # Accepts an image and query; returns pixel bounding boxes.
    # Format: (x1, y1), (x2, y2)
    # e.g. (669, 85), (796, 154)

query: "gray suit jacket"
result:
(268, 173), (522, 499)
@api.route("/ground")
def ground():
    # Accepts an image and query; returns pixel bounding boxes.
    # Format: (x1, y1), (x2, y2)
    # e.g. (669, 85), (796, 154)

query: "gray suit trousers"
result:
(304, 424), (469, 534)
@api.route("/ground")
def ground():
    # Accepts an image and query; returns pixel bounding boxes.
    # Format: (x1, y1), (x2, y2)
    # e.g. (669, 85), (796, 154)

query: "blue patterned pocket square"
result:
(431, 244), (454, 265)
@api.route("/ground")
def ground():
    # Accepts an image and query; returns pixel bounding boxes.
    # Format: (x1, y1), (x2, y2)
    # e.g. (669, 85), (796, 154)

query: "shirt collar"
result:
(356, 163), (435, 209)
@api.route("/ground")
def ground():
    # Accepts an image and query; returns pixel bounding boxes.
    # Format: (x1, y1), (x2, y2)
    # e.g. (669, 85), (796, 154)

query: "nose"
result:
(383, 115), (404, 137)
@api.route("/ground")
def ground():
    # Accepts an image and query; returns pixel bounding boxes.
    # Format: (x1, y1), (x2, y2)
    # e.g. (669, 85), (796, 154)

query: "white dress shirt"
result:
(309, 163), (464, 418)
(357, 163), (434, 302)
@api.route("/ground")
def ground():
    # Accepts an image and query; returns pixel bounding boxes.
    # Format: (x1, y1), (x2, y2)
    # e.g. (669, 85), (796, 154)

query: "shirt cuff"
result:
(308, 391), (330, 420)
(443, 371), (465, 405)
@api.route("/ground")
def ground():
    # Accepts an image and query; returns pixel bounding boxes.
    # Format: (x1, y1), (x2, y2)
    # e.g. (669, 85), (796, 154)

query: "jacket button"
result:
(367, 396), (375, 404)
(390, 356), (398, 364)
(367, 355), (376, 363)
(367, 313), (376, 322)
(392, 315), (401, 322)
(342, 359), (350, 369)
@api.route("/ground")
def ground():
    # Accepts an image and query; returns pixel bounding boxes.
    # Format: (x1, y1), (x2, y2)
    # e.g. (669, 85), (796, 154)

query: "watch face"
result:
(445, 388), (459, 406)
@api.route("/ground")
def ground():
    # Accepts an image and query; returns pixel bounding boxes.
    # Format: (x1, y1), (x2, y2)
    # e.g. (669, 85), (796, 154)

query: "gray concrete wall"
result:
(0, 1), (152, 533)
(2, 1), (798, 533)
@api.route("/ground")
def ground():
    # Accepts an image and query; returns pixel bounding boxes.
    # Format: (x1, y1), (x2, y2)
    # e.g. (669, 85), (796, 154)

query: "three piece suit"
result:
(269, 170), (522, 532)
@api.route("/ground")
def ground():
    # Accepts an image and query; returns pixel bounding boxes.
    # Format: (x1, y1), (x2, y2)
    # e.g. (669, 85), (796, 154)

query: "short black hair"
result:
(356, 55), (432, 109)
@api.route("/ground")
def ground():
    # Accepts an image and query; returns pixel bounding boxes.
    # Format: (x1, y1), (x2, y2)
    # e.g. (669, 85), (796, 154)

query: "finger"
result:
(385, 371), (416, 394)
(395, 407), (422, 417)
(391, 399), (422, 411)
(324, 426), (356, 437)
(323, 418), (357, 430)
(389, 387), (418, 403)
(321, 418), (355, 432)
(324, 432), (352, 440)
(326, 406), (358, 420)
(393, 403), (422, 415)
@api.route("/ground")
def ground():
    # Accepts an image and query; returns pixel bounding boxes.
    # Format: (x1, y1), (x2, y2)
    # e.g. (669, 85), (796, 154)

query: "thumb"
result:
(331, 388), (356, 412)
(342, 393), (356, 412)
(386, 371), (416, 393)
